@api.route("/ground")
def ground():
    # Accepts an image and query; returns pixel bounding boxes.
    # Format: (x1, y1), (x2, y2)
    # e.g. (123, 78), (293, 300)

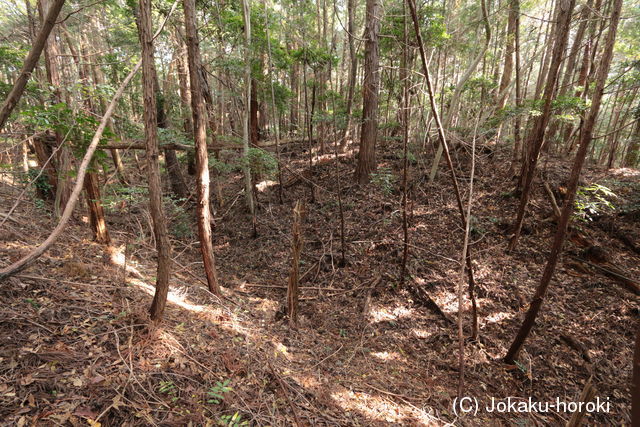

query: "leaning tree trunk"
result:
(354, 0), (381, 184)
(0, 0), (65, 131)
(504, 0), (622, 364)
(508, 0), (577, 251)
(183, 0), (221, 295)
(137, 0), (173, 320)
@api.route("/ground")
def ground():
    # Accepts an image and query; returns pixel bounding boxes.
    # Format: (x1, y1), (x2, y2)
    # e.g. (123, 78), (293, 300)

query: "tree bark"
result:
(154, 74), (189, 199)
(39, 0), (71, 219)
(183, 0), (221, 295)
(0, 0), (66, 131)
(83, 171), (110, 244)
(354, 0), (381, 184)
(241, 0), (256, 214)
(504, 0), (622, 364)
(137, 0), (173, 321)
(340, 0), (357, 150)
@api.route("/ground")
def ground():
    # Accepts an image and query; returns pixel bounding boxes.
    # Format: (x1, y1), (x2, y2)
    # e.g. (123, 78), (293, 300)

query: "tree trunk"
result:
(504, 0), (622, 364)
(175, 42), (196, 175)
(241, 0), (256, 214)
(183, 0), (221, 295)
(508, 0), (577, 251)
(83, 171), (110, 244)
(428, 0), (490, 182)
(250, 77), (260, 145)
(62, 27), (111, 244)
(495, 0), (517, 110)
(136, 0), (172, 320)
(354, 0), (381, 184)
(340, 0), (357, 150)
(39, 0), (71, 219)
(154, 74), (189, 199)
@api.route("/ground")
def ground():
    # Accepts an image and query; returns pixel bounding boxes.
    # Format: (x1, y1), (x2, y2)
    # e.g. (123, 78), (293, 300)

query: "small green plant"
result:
(158, 380), (178, 402)
(207, 379), (233, 404)
(218, 412), (248, 426)
(371, 167), (397, 195)
(574, 183), (616, 222)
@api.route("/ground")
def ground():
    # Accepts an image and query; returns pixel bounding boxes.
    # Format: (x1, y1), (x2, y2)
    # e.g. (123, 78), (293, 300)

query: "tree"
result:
(183, 0), (222, 295)
(354, 0), (381, 184)
(136, 0), (172, 320)
(241, 0), (256, 213)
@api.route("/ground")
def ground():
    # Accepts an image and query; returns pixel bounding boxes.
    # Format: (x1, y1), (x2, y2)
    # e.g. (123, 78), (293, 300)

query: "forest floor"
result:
(0, 137), (639, 426)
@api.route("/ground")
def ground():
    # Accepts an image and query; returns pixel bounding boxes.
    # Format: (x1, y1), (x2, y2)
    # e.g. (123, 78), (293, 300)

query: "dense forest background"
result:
(0, 0), (639, 424)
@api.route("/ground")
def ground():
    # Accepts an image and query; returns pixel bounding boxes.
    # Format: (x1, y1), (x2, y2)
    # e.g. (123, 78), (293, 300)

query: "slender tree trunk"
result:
(83, 172), (110, 244)
(263, 0), (284, 203)
(183, 0), (221, 295)
(400, 2), (409, 283)
(250, 77), (260, 145)
(136, 0), (172, 320)
(504, 0), (622, 363)
(625, 119), (640, 168)
(241, 0), (256, 215)
(508, 0), (577, 252)
(354, 0), (381, 184)
(340, 0), (357, 150)
(496, 0), (517, 110)
(509, 0), (522, 175)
